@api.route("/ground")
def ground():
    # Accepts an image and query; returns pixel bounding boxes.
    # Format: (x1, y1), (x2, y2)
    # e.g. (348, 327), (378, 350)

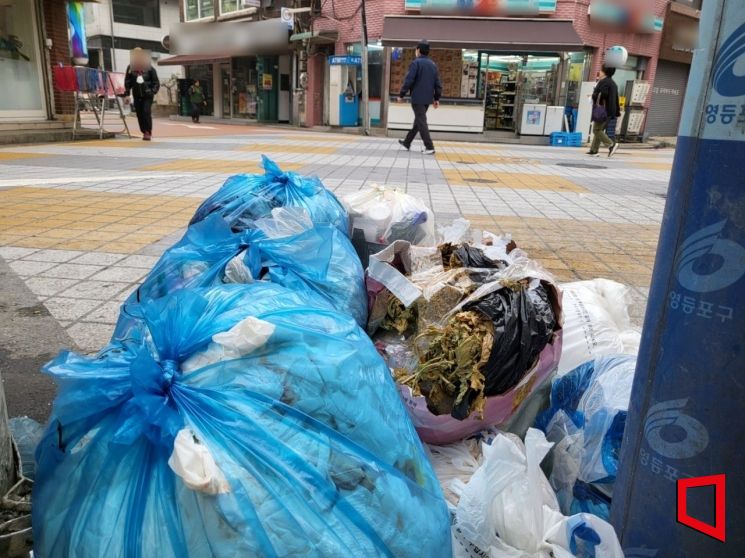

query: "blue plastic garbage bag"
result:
(535, 355), (636, 520)
(113, 210), (366, 341)
(190, 156), (349, 235)
(34, 284), (451, 558)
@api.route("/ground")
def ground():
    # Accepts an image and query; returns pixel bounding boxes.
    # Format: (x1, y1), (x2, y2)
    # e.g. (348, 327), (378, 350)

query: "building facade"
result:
(159, 0), (678, 140)
(0, 0), (77, 121)
(302, 0), (670, 140)
(159, 0), (300, 122)
(645, 0), (701, 138)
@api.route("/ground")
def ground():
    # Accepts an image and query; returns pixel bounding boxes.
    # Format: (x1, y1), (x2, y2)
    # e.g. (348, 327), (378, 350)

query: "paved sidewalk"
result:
(0, 121), (672, 373)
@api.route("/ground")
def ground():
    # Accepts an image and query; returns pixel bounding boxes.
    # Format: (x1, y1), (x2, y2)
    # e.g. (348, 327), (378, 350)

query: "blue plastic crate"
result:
(550, 131), (583, 147)
(567, 132), (583, 146)
(550, 132), (569, 146)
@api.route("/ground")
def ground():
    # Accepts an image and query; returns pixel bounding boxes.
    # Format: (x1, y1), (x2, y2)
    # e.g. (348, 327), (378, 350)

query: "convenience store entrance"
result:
(479, 53), (561, 133)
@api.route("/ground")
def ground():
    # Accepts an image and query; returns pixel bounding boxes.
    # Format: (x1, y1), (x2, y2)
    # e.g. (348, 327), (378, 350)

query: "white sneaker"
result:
(609, 142), (620, 157)
(422, 148), (436, 155)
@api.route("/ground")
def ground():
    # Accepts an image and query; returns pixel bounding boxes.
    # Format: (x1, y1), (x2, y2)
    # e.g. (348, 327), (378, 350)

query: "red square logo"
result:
(677, 474), (726, 542)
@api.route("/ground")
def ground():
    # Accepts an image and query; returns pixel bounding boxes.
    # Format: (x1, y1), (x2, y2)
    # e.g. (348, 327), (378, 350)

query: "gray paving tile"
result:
(89, 266), (148, 283)
(24, 277), (80, 297)
(40, 263), (104, 280)
(58, 280), (130, 300)
(23, 249), (85, 263)
(44, 297), (102, 321)
(9, 260), (57, 276)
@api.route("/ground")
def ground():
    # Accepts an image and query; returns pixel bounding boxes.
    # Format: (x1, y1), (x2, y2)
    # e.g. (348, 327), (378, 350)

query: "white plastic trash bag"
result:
(558, 279), (641, 375)
(452, 428), (624, 558)
(343, 185), (435, 245)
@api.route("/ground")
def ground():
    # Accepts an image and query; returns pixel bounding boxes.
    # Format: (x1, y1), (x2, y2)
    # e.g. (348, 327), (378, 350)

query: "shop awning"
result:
(290, 30), (338, 44)
(157, 54), (232, 66)
(381, 16), (585, 52)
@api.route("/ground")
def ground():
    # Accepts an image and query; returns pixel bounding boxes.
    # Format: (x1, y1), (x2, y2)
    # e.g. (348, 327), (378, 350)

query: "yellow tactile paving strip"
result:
(264, 134), (349, 143)
(138, 160), (303, 174)
(632, 162), (674, 170)
(463, 214), (658, 286)
(436, 152), (537, 164)
(0, 152), (49, 161)
(0, 187), (200, 253)
(61, 140), (150, 148)
(443, 169), (586, 192)
(236, 144), (340, 154)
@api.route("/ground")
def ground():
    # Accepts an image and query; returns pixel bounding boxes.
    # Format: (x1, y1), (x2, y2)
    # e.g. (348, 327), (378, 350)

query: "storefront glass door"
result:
(220, 63), (232, 118)
(0, 0), (47, 119)
(232, 57), (258, 119)
(480, 53), (561, 132)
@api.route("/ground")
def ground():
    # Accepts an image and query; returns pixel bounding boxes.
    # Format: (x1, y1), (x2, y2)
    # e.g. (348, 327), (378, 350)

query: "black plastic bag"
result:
(451, 283), (556, 419)
(441, 243), (506, 270)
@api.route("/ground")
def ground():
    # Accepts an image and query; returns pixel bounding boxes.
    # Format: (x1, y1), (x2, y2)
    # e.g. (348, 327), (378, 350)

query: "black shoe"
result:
(609, 142), (620, 157)
(398, 139), (410, 151)
(586, 150), (599, 156)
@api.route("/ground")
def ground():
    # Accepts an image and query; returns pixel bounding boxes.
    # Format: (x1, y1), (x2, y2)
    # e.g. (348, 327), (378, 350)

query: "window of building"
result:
(112, 0), (161, 27)
(185, 0), (215, 21)
(220, 0), (260, 16)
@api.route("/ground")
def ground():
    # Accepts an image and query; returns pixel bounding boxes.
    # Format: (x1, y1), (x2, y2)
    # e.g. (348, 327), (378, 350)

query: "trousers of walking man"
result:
(398, 40), (442, 155)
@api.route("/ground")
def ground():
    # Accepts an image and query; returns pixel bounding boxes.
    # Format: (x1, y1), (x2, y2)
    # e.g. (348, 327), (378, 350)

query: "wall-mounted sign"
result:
(280, 7), (294, 30)
(262, 73), (273, 90)
(329, 55), (362, 66)
(67, 1), (88, 65)
(171, 19), (288, 56)
(588, 0), (663, 34)
(405, 0), (557, 14)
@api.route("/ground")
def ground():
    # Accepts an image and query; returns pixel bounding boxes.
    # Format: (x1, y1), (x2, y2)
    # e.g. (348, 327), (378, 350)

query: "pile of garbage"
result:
(32, 160), (451, 557)
(30, 163), (645, 557)
(363, 231), (562, 444)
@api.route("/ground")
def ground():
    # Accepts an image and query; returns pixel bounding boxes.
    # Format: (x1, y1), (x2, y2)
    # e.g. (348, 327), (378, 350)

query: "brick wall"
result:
(315, 0), (400, 53)
(305, 53), (326, 126)
(556, 0), (668, 107)
(43, 0), (76, 115)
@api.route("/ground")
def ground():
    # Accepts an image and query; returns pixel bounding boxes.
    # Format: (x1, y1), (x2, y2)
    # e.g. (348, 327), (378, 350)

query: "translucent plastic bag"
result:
(343, 185), (435, 245)
(114, 210), (366, 338)
(558, 280), (641, 375)
(191, 156), (349, 235)
(34, 284), (451, 558)
(452, 429), (623, 558)
(535, 355), (637, 519)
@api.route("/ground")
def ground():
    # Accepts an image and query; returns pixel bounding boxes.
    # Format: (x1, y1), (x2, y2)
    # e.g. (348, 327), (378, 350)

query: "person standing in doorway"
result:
(398, 40), (442, 155)
(124, 47), (160, 141)
(189, 80), (206, 123)
(588, 66), (621, 157)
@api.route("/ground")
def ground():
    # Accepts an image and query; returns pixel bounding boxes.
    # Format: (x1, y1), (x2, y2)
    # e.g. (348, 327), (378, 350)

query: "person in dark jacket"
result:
(124, 47), (160, 141)
(398, 40), (442, 155)
(188, 80), (206, 123)
(588, 66), (621, 157)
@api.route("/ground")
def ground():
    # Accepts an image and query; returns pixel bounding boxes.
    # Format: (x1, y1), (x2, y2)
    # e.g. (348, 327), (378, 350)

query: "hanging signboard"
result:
(405, 0), (557, 14)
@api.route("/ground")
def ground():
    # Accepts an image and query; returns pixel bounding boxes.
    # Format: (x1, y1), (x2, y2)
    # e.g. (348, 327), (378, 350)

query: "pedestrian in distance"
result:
(588, 66), (621, 157)
(397, 39), (442, 155)
(189, 79), (206, 123)
(124, 47), (160, 141)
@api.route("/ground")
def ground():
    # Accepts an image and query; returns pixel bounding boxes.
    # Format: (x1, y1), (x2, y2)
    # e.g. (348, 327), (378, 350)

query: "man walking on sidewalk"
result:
(398, 40), (442, 155)
(588, 66), (621, 157)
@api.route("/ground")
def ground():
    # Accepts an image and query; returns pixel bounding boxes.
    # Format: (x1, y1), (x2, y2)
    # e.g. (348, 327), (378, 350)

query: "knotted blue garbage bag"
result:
(112, 209), (366, 342)
(535, 355), (636, 520)
(34, 283), (451, 558)
(191, 156), (349, 235)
